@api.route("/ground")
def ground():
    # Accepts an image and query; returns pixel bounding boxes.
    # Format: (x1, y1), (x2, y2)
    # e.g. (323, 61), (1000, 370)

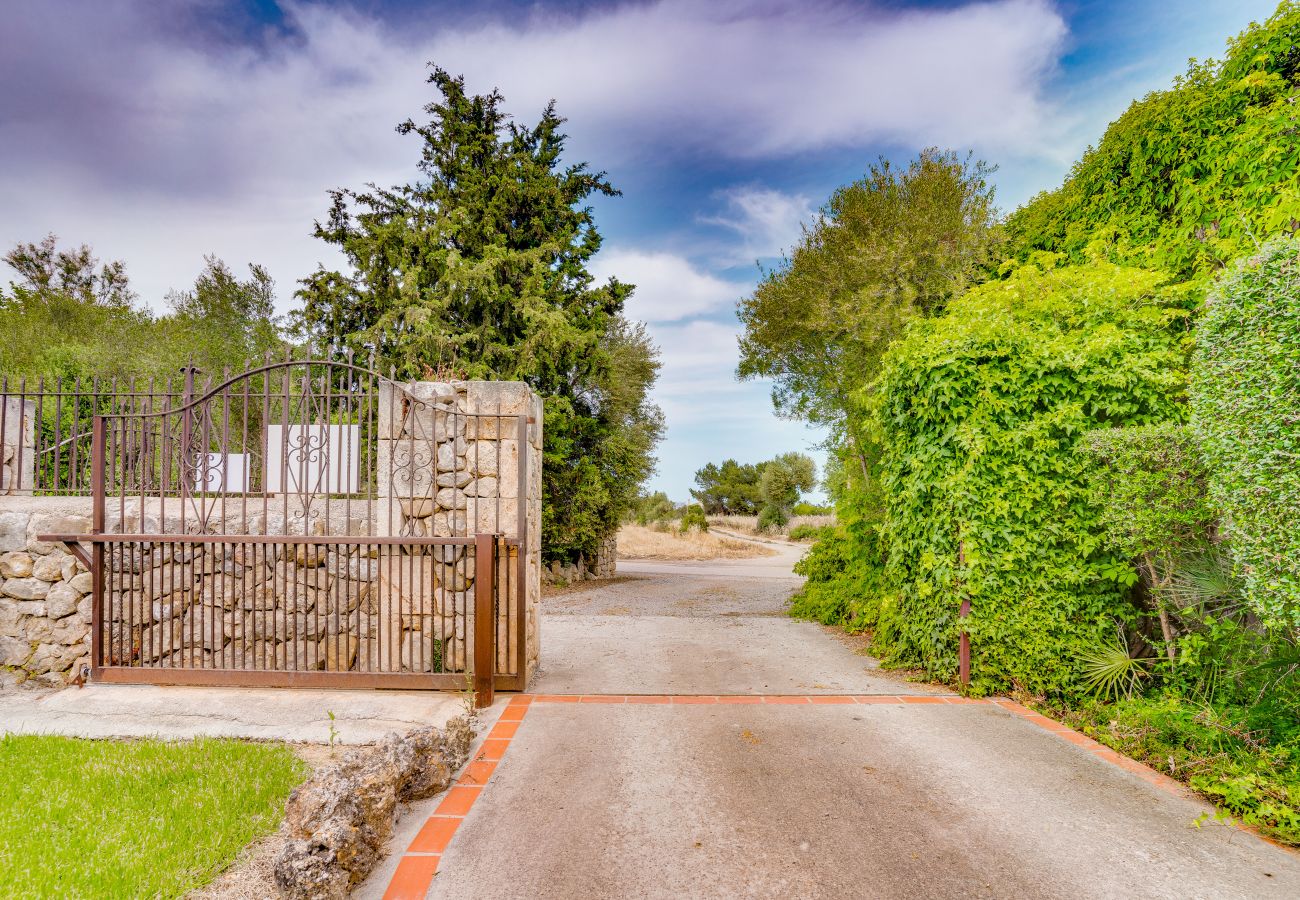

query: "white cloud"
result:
(700, 186), (816, 263)
(591, 249), (744, 323)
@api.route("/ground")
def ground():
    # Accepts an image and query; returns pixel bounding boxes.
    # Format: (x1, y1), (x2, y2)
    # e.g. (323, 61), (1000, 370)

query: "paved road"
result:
(407, 547), (1300, 898)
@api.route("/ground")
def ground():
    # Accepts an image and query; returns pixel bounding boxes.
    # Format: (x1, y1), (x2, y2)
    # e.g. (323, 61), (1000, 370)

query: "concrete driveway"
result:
(367, 544), (1300, 899)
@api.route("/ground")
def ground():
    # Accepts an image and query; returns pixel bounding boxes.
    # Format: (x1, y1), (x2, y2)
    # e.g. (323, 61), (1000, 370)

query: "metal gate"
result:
(38, 358), (530, 705)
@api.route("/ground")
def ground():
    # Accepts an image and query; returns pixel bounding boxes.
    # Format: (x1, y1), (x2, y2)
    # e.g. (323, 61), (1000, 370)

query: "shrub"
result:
(1044, 695), (1300, 845)
(789, 523), (889, 633)
(757, 504), (788, 533)
(1193, 237), (1300, 627)
(872, 258), (1193, 695)
(679, 504), (709, 533)
(788, 523), (833, 542)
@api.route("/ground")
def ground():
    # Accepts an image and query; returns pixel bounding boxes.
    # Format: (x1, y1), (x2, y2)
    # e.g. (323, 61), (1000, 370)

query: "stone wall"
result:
(542, 532), (617, 584)
(0, 506), (93, 687)
(377, 380), (542, 682)
(0, 379), (543, 688)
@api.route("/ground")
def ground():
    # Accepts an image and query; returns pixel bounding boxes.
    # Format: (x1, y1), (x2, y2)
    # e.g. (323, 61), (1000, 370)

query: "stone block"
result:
(0, 551), (32, 578)
(0, 634), (30, 666)
(0, 511), (30, 553)
(3, 577), (49, 600)
(45, 582), (79, 618)
(26, 513), (90, 555)
(31, 553), (67, 583)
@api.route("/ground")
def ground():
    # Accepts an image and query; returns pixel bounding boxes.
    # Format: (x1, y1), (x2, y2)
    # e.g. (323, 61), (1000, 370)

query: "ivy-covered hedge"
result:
(1192, 237), (1300, 626)
(1005, 2), (1300, 282)
(871, 259), (1193, 695)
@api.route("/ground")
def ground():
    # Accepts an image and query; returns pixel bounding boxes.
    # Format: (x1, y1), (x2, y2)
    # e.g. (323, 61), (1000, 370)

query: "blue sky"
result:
(0, 0), (1283, 501)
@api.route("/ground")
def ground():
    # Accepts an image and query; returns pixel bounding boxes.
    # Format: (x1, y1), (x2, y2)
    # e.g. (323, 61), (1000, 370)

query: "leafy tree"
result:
(0, 237), (283, 382)
(758, 451), (816, 516)
(294, 68), (662, 562)
(1005, 1), (1300, 282)
(0, 235), (155, 378)
(737, 149), (1001, 500)
(628, 490), (676, 526)
(690, 458), (765, 514)
(160, 256), (284, 375)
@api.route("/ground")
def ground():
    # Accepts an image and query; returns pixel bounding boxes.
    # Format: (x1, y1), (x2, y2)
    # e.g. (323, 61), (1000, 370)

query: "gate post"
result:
(473, 532), (496, 709)
(90, 416), (105, 677)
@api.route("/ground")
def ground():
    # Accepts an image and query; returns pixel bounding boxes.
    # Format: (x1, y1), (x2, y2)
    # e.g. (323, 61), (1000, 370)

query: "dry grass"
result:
(707, 514), (836, 540)
(616, 525), (776, 561)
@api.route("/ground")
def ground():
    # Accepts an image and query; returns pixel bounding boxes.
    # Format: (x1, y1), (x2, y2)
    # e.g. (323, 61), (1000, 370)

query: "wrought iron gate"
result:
(38, 359), (530, 704)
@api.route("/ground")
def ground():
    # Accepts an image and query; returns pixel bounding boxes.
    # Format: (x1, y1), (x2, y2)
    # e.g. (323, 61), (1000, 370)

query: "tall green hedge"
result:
(1006, 1), (1300, 282)
(872, 259), (1193, 694)
(1192, 237), (1300, 626)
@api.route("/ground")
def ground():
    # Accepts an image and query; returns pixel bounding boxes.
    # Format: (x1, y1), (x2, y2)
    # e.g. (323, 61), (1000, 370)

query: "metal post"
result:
(473, 532), (495, 709)
(957, 537), (970, 687)
(958, 599), (971, 687)
(90, 416), (105, 676)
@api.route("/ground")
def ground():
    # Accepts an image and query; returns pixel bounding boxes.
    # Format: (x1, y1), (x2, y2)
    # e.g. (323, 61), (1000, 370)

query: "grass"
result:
(617, 525), (776, 560)
(0, 734), (308, 899)
(1029, 695), (1300, 845)
(707, 514), (835, 541)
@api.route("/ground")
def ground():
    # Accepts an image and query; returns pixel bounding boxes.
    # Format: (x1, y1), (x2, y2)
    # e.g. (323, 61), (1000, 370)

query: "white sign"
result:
(265, 424), (360, 494)
(201, 452), (249, 492)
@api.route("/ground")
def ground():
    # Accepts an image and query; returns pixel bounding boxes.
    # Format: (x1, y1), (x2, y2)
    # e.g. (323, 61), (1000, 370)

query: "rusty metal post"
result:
(958, 600), (971, 687)
(957, 537), (970, 687)
(90, 416), (105, 677)
(473, 532), (496, 709)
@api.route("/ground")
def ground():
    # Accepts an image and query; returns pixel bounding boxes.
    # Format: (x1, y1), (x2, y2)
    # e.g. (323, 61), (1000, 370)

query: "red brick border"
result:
(380, 692), (1290, 896)
(381, 695), (533, 900)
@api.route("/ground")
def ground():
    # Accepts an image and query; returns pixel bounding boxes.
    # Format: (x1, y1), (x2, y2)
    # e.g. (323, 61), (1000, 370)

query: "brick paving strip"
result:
(380, 692), (1286, 897)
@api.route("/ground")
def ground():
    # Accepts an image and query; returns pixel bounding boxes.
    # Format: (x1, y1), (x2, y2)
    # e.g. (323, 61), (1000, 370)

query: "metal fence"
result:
(26, 358), (531, 702)
(0, 374), (185, 495)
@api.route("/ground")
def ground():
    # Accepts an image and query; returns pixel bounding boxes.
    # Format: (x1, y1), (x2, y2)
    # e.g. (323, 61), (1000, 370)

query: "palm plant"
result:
(1079, 629), (1151, 702)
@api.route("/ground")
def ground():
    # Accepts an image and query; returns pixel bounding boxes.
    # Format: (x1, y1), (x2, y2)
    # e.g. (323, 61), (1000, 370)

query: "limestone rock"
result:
(45, 582), (79, 618)
(0, 551), (33, 578)
(0, 634), (30, 667)
(3, 577), (49, 600)
(273, 716), (477, 897)
(31, 554), (66, 583)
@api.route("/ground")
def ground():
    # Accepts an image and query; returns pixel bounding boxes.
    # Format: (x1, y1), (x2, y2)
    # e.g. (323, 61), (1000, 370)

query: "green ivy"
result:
(1006, 1), (1300, 283)
(1192, 237), (1300, 626)
(871, 258), (1194, 695)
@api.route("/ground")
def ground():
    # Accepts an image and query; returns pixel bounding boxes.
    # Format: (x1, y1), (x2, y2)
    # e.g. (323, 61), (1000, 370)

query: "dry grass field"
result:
(616, 525), (776, 561)
(707, 514), (835, 540)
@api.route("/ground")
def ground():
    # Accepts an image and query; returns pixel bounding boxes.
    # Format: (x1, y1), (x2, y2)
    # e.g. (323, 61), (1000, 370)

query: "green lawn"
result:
(0, 733), (308, 899)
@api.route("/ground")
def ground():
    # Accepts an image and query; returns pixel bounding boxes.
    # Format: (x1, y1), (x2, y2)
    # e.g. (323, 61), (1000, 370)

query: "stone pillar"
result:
(0, 398), (34, 495)
(375, 380), (541, 685)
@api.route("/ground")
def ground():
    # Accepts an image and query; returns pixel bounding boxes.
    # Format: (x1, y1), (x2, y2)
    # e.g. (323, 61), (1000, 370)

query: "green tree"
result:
(737, 149), (1000, 503)
(159, 257), (285, 375)
(294, 68), (662, 562)
(0, 235), (155, 378)
(690, 458), (765, 514)
(758, 452), (816, 515)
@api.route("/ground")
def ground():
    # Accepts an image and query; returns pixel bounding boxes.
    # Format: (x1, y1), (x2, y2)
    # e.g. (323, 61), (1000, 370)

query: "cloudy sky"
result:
(0, 0), (1281, 500)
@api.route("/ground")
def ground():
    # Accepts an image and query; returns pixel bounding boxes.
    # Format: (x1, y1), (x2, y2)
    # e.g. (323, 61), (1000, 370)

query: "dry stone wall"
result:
(0, 507), (93, 686)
